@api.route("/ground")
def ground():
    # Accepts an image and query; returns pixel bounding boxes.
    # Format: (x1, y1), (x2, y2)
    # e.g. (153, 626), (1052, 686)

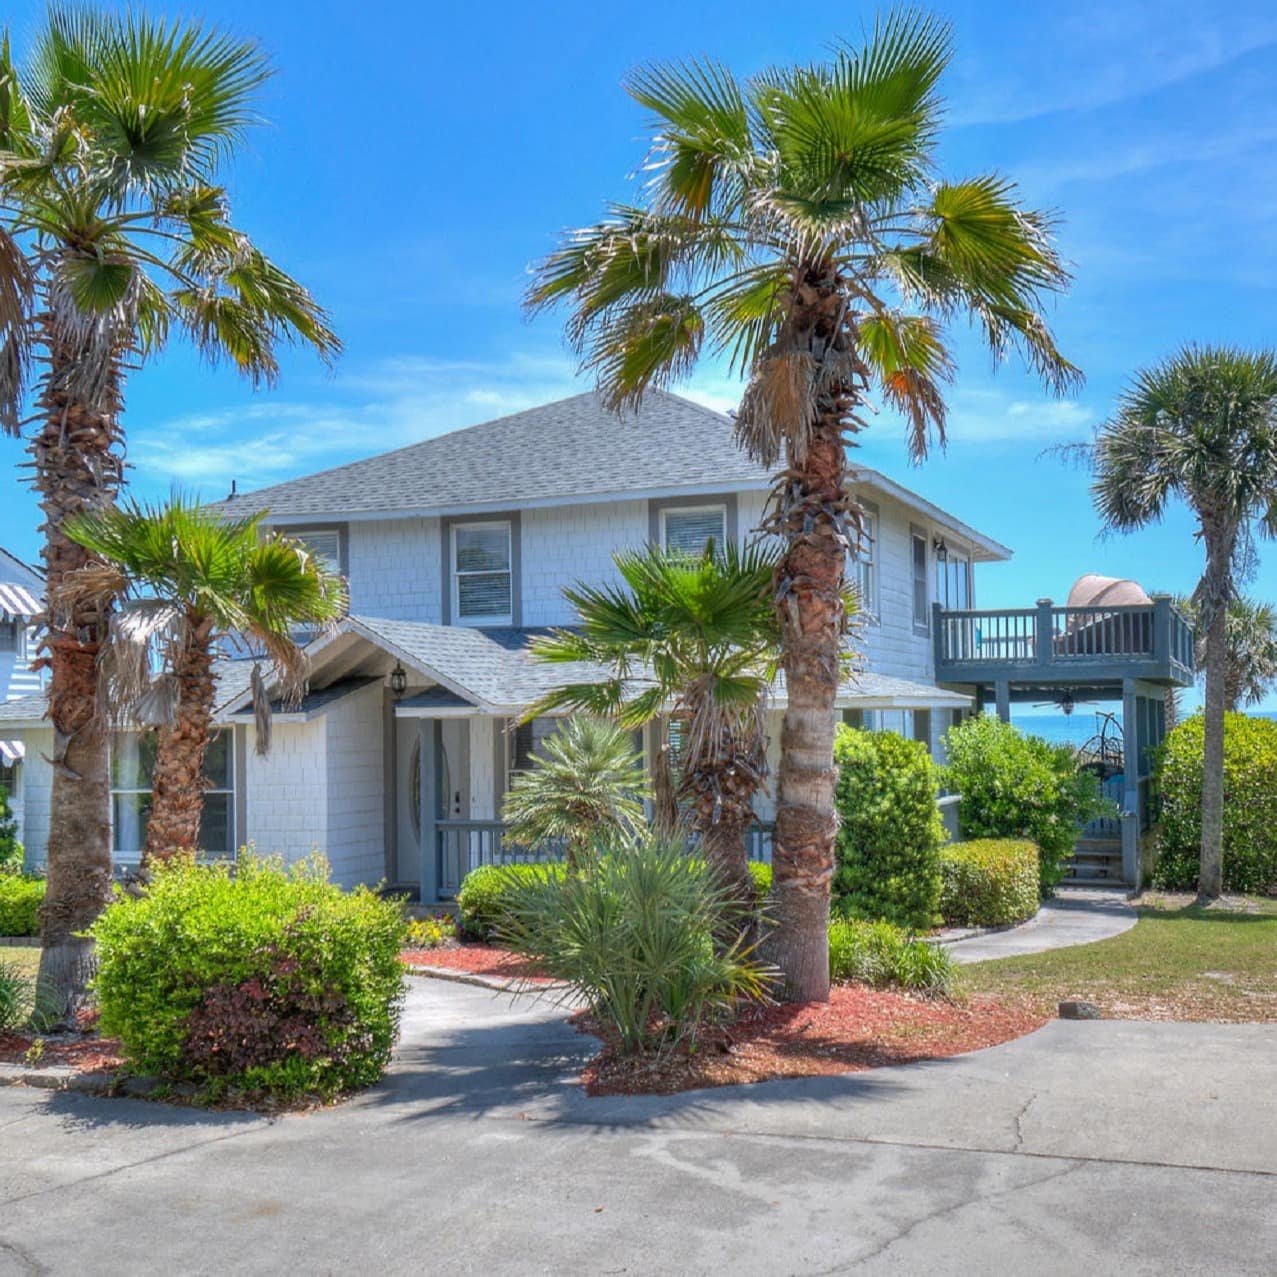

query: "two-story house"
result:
(0, 547), (43, 837)
(3, 392), (1013, 899)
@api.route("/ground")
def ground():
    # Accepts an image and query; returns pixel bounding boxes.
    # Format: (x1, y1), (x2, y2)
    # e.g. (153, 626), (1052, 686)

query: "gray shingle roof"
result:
(214, 391), (771, 520)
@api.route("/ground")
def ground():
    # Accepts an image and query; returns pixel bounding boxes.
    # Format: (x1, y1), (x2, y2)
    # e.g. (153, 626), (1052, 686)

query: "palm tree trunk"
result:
(32, 318), (125, 1022)
(767, 268), (861, 1003)
(1198, 599), (1228, 901)
(145, 616), (217, 863)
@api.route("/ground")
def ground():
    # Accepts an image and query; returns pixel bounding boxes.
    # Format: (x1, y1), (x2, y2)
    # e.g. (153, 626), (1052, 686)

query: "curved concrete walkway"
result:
(941, 886), (1138, 964)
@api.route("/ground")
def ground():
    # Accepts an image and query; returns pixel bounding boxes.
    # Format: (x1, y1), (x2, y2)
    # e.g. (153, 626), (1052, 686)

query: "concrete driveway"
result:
(1, 977), (1274, 1275)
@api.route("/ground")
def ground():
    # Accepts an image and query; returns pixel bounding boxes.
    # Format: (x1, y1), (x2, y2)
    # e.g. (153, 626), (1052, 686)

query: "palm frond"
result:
(858, 309), (954, 459)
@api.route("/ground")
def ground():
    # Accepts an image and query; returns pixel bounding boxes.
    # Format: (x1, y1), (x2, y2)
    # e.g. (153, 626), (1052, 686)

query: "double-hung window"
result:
(911, 527), (929, 632)
(453, 522), (513, 625)
(849, 506), (877, 618)
(935, 544), (972, 610)
(661, 505), (727, 556)
(110, 731), (235, 862)
(289, 529), (344, 644)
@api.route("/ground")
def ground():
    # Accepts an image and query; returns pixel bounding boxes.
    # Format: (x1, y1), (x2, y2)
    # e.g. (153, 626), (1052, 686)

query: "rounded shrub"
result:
(943, 715), (1105, 896)
(457, 863), (565, 939)
(0, 872), (43, 937)
(91, 853), (407, 1101)
(827, 919), (954, 994)
(832, 724), (945, 930)
(748, 861), (772, 910)
(1153, 712), (1277, 894)
(938, 839), (1039, 928)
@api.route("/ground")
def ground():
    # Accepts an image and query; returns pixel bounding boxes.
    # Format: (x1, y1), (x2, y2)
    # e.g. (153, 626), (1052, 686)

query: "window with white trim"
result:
(849, 508), (877, 618)
(452, 522), (513, 625)
(110, 730), (235, 860)
(661, 505), (727, 556)
(935, 543), (972, 609)
(295, 528), (342, 575)
(911, 527), (929, 631)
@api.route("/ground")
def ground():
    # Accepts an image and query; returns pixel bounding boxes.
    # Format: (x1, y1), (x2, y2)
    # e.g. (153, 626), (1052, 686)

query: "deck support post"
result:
(419, 720), (441, 904)
(1121, 678), (1141, 887)
(994, 680), (1011, 723)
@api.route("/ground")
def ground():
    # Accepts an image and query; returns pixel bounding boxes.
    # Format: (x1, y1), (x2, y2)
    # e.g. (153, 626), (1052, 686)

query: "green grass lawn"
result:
(963, 894), (1277, 1023)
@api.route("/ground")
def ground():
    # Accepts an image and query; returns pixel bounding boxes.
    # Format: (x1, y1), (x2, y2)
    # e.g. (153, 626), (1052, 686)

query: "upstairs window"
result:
(295, 528), (342, 575)
(935, 542), (972, 610)
(849, 507), (877, 618)
(911, 527), (929, 631)
(661, 505), (727, 557)
(453, 522), (513, 625)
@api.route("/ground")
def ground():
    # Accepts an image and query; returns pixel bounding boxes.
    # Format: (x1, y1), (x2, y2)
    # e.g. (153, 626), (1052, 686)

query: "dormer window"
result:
(661, 504), (727, 556)
(452, 521), (513, 626)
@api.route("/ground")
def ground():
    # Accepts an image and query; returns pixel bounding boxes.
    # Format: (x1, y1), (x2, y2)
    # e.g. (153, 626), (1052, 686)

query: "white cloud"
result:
(126, 352), (748, 497)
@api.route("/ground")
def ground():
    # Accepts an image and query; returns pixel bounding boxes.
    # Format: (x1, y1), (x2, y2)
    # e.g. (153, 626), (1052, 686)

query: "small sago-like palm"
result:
(0, 9), (338, 1014)
(1092, 346), (1277, 901)
(528, 542), (782, 912)
(501, 717), (648, 869)
(1174, 594), (1277, 713)
(64, 497), (347, 864)
(527, 11), (1076, 999)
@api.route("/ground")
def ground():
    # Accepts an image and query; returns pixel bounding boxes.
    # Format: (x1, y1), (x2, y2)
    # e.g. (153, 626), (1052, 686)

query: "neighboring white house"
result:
(0, 547), (43, 842)
(2, 391), (1010, 899)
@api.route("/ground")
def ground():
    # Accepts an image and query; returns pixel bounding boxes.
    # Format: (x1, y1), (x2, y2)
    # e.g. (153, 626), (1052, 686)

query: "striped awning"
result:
(0, 583), (39, 619)
(0, 740), (24, 764)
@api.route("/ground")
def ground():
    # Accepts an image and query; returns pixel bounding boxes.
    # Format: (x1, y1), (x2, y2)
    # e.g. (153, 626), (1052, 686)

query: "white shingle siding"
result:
(521, 499), (649, 626)
(19, 728), (52, 871)
(245, 718), (328, 866)
(346, 517), (443, 622)
(323, 683), (386, 888)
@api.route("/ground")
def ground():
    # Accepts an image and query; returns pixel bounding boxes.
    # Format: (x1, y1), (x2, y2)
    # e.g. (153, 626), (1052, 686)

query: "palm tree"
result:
(1092, 346), (1277, 901)
(526, 12), (1076, 999)
(501, 716), (648, 869)
(63, 497), (347, 863)
(527, 542), (782, 913)
(1174, 594), (1277, 712)
(0, 9), (339, 1014)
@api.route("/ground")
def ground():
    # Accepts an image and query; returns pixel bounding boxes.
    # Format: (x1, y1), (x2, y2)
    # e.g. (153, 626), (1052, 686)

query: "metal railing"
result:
(436, 818), (776, 898)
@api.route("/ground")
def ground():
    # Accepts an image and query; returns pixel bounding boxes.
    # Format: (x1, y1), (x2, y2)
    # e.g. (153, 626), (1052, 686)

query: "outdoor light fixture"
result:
(388, 663), (407, 698)
(933, 535), (949, 560)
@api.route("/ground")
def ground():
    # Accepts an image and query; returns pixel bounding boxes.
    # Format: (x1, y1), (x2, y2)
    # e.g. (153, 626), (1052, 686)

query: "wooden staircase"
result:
(1064, 836), (1125, 886)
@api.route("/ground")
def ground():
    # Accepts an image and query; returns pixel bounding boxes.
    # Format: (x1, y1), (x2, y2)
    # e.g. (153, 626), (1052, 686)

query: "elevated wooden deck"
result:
(933, 596), (1195, 691)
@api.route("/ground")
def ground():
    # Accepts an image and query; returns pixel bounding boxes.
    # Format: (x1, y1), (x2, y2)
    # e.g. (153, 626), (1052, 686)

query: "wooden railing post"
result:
(932, 601), (945, 665)
(1151, 592), (1171, 667)
(1034, 598), (1055, 666)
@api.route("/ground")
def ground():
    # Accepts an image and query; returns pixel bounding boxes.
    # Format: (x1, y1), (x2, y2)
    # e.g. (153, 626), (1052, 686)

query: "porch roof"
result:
(298, 617), (971, 717)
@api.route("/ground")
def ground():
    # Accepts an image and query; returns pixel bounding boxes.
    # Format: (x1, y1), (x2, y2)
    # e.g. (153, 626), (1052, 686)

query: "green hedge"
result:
(1154, 713), (1277, 894)
(944, 715), (1106, 896)
(460, 859), (771, 940)
(0, 873), (43, 936)
(92, 853), (406, 1101)
(828, 919), (954, 994)
(832, 725), (944, 930)
(939, 839), (1040, 928)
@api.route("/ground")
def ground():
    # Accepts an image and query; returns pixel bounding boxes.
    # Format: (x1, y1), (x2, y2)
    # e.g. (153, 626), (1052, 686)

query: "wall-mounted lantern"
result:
(388, 663), (408, 699)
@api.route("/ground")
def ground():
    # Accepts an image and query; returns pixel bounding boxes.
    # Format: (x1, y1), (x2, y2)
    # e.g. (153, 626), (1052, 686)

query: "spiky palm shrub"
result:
(528, 13), (1075, 998)
(529, 542), (781, 913)
(501, 716), (648, 870)
(64, 497), (347, 863)
(499, 838), (774, 1054)
(1174, 594), (1277, 713)
(0, 9), (339, 1017)
(1091, 346), (1277, 900)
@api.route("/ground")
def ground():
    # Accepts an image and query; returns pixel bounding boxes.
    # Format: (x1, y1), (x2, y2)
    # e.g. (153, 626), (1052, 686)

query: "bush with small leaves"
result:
(404, 913), (457, 949)
(457, 863), (566, 939)
(0, 873), (43, 937)
(1154, 712), (1277, 894)
(939, 839), (1040, 928)
(91, 852), (406, 1101)
(832, 725), (945, 930)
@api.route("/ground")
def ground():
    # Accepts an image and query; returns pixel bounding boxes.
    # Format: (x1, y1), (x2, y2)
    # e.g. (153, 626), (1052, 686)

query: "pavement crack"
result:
(0, 1233), (47, 1276)
(1012, 1090), (1039, 1151)
(829, 1161), (1086, 1273)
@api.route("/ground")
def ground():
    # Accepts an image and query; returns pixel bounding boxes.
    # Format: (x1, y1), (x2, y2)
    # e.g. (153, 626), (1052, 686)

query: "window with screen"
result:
(911, 528), (929, 631)
(661, 505), (727, 556)
(452, 522), (512, 625)
(849, 508), (877, 617)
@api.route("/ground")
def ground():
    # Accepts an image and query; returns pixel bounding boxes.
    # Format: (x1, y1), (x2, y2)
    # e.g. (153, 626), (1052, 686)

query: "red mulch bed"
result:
(402, 941), (553, 983)
(0, 1009), (123, 1076)
(579, 984), (1049, 1096)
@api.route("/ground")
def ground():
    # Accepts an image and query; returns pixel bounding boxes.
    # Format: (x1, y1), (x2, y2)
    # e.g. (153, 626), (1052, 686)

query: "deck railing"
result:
(436, 819), (776, 899)
(935, 596), (1195, 681)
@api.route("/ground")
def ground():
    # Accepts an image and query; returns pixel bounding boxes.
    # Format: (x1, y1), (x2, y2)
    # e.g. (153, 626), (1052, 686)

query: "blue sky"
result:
(3, 0), (1276, 706)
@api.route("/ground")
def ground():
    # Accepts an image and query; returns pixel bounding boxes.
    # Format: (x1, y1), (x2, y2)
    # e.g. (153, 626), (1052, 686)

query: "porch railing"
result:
(934, 596), (1195, 682)
(436, 819), (776, 899)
